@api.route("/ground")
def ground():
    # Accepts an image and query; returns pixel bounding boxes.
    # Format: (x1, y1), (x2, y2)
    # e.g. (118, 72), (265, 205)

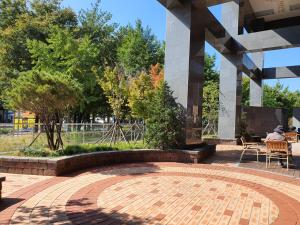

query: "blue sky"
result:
(62, 0), (300, 92)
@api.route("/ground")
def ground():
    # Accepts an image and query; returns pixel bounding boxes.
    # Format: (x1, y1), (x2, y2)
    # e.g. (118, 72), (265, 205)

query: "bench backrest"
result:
(265, 141), (288, 153)
(285, 132), (297, 142)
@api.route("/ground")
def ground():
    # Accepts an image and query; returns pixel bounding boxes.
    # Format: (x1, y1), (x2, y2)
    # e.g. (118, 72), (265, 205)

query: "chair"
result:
(284, 132), (298, 143)
(240, 137), (262, 163)
(265, 141), (293, 171)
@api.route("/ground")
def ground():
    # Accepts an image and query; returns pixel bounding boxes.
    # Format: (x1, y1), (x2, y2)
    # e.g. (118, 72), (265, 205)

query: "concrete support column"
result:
(164, 2), (205, 145)
(250, 52), (264, 106)
(293, 108), (300, 129)
(218, 1), (243, 140)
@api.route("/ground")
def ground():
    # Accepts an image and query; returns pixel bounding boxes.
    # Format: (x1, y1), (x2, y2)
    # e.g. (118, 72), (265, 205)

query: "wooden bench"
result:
(265, 141), (292, 171)
(285, 132), (298, 143)
(240, 137), (264, 163)
(0, 176), (5, 200)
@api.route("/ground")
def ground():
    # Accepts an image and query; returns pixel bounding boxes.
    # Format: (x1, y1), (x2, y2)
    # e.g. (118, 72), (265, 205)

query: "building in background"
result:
(14, 111), (36, 131)
(0, 104), (13, 123)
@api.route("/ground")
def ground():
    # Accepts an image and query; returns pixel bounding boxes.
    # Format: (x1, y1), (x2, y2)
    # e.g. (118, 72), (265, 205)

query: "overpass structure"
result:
(158, 0), (300, 145)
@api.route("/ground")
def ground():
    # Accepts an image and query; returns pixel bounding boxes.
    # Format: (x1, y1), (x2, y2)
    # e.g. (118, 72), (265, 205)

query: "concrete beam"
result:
(237, 25), (300, 53)
(263, 66), (300, 79)
(203, 9), (262, 78)
(158, 0), (183, 9)
(159, 0), (236, 8)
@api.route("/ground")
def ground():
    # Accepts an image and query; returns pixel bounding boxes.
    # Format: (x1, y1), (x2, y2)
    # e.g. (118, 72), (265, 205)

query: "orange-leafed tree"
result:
(149, 63), (164, 88)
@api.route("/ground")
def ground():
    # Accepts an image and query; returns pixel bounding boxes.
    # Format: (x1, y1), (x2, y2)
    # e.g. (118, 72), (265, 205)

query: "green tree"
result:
(242, 76), (250, 107)
(0, 0), (77, 95)
(99, 67), (128, 121)
(202, 54), (220, 134)
(203, 81), (219, 124)
(78, 0), (118, 68)
(128, 71), (154, 120)
(242, 79), (300, 117)
(5, 70), (81, 150)
(117, 20), (164, 76)
(145, 82), (184, 150)
(27, 26), (109, 122)
(263, 82), (300, 117)
(204, 54), (219, 83)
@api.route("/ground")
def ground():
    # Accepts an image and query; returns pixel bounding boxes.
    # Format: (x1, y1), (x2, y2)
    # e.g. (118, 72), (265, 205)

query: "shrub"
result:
(145, 82), (184, 150)
(16, 141), (147, 157)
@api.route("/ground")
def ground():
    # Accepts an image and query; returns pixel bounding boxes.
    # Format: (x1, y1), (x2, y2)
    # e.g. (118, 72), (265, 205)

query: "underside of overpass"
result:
(158, 0), (300, 144)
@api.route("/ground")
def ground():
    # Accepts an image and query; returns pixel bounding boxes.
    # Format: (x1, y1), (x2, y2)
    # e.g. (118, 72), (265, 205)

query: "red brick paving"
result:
(0, 162), (300, 224)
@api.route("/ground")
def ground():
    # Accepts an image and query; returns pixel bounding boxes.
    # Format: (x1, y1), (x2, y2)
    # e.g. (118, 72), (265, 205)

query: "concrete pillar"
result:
(293, 108), (300, 129)
(164, 2), (205, 145)
(218, 1), (243, 140)
(250, 52), (264, 106)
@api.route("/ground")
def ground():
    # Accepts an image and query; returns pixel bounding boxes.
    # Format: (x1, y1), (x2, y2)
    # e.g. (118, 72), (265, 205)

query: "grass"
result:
(0, 130), (139, 153)
(15, 141), (148, 158)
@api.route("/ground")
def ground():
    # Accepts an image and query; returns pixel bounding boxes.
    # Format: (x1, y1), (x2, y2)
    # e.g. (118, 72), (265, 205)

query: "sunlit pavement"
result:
(1, 149), (300, 224)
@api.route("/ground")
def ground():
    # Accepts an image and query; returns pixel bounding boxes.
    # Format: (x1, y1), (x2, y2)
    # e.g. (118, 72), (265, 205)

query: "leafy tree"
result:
(242, 79), (300, 117)
(0, 0), (27, 30)
(128, 71), (154, 120)
(204, 54), (219, 83)
(202, 54), (220, 133)
(145, 82), (184, 150)
(27, 26), (109, 122)
(149, 63), (164, 88)
(203, 80), (219, 124)
(5, 70), (81, 150)
(263, 82), (300, 117)
(78, 0), (118, 68)
(99, 67), (128, 121)
(0, 0), (77, 94)
(242, 76), (250, 107)
(117, 20), (164, 76)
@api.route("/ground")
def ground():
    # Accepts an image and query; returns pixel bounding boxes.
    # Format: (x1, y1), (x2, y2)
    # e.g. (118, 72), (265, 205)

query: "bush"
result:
(0, 128), (11, 135)
(20, 148), (57, 157)
(145, 82), (184, 150)
(16, 141), (147, 157)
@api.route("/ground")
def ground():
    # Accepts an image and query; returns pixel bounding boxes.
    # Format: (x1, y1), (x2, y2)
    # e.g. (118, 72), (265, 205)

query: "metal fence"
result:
(0, 123), (144, 153)
(0, 121), (217, 154)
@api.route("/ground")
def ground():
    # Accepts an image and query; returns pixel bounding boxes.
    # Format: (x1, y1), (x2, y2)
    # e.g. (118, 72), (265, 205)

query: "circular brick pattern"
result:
(1, 163), (300, 225)
(96, 176), (279, 225)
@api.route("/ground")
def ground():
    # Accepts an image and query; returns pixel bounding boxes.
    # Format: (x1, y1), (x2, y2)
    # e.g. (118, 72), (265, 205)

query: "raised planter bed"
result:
(0, 145), (216, 176)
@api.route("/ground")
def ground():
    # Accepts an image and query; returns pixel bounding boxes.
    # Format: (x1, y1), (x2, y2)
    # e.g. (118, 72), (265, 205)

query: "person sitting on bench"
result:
(265, 125), (288, 167)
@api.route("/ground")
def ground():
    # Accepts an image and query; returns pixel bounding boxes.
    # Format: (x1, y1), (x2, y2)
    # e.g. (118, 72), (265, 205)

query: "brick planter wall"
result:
(0, 145), (215, 176)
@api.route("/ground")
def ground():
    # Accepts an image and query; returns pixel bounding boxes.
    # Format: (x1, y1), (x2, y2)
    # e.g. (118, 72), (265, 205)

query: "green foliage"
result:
(128, 71), (154, 119)
(0, 0), (77, 95)
(117, 20), (164, 76)
(100, 67), (129, 120)
(145, 82), (184, 150)
(0, 1), (165, 124)
(242, 79), (300, 117)
(26, 25), (111, 121)
(18, 141), (147, 157)
(204, 54), (219, 83)
(5, 70), (82, 150)
(263, 82), (300, 117)
(202, 54), (220, 125)
(242, 76), (250, 107)
(203, 80), (219, 123)
(5, 70), (81, 115)
(78, 0), (118, 68)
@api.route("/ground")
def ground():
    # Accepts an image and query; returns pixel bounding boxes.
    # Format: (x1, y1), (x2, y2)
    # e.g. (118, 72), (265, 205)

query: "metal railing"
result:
(0, 123), (144, 153)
